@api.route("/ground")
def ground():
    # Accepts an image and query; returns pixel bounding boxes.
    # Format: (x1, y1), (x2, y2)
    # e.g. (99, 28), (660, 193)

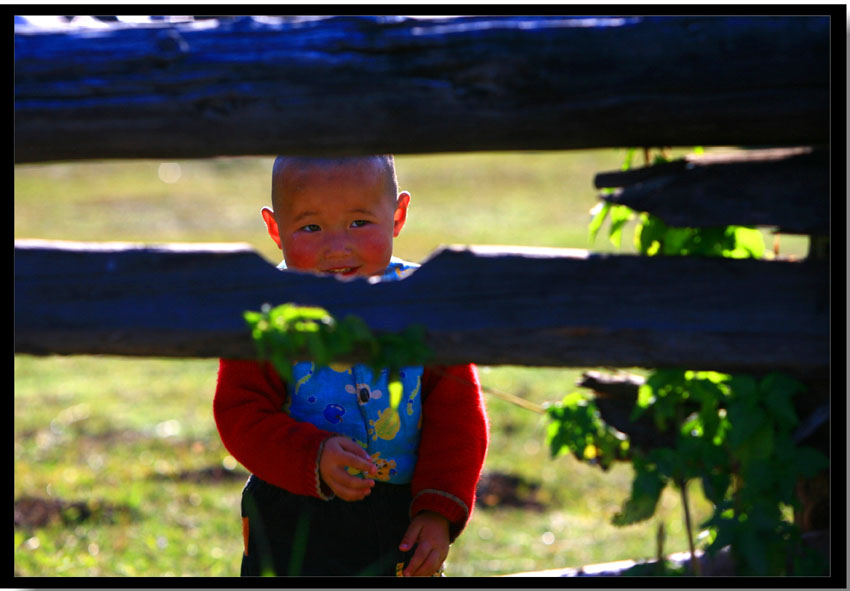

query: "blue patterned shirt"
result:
(278, 258), (423, 484)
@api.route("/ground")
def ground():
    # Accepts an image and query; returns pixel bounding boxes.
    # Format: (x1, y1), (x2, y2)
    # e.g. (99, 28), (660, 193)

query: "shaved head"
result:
(271, 155), (398, 213)
(261, 154), (410, 277)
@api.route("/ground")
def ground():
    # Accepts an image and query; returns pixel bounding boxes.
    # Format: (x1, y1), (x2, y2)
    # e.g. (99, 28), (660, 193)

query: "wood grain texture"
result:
(595, 148), (829, 234)
(14, 240), (829, 374)
(14, 15), (829, 163)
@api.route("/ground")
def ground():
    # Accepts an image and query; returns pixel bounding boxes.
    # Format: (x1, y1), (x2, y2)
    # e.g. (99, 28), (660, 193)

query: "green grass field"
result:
(14, 152), (807, 577)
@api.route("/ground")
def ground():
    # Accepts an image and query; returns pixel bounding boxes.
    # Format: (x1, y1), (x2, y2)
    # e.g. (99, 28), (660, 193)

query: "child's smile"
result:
(322, 266), (362, 278)
(263, 159), (410, 279)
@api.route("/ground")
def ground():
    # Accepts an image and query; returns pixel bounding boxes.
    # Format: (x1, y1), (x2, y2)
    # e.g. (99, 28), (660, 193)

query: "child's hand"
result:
(318, 436), (378, 501)
(398, 511), (450, 576)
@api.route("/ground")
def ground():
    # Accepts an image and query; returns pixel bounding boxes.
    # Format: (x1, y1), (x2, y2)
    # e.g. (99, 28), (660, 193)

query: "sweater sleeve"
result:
(213, 358), (336, 499)
(410, 364), (489, 542)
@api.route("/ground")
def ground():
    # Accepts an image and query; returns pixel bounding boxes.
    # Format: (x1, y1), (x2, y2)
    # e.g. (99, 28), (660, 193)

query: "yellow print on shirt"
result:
(369, 408), (400, 441)
(371, 452), (397, 481)
(284, 364), (315, 414)
(293, 364), (315, 395)
(406, 376), (421, 416)
(345, 450), (396, 481)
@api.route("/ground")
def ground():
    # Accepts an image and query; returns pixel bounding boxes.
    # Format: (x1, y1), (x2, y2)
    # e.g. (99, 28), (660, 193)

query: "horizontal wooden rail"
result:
(14, 241), (828, 376)
(14, 15), (829, 163)
(594, 147), (829, 235)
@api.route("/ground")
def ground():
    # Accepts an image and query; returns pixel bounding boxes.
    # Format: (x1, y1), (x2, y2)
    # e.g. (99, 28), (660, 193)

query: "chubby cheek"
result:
(281, 236), (321, 272)
(353, 230), (395, 275)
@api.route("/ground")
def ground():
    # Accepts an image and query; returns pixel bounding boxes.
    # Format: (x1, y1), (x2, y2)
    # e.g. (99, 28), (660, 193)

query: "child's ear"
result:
(393, 192), (410, 237)
(261, 207), (283, 249)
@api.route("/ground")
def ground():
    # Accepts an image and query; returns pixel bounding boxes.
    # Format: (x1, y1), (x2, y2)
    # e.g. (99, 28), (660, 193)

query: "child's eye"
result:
(300, 224), (321, 233)
(351, 220), (370, 228)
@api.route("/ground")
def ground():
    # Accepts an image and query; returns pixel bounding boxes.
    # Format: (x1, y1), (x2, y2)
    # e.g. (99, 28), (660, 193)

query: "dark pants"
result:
(240, 475), (413, 577)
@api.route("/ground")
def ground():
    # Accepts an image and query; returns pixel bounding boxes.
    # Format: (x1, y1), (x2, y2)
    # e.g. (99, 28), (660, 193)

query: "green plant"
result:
(244, 303), (432, 409)
(547, 147), (828, 576)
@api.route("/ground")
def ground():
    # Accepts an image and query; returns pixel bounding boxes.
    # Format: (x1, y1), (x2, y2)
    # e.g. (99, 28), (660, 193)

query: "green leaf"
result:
(561, 391), (589, 408)
(634, 383), (655, 411)
(728, 374), (758, 400)
(546, 412), (569, 458)
(741, 422), (776, 464)
(659, 226), (693, 255)
(243, 303), (432, 386)
(759, 374), (804, 430)
(727, 227), (765, 259)
(608, 204), (634, 248)
(701, 468), (732, 505)
(647, 447), (680, 479)
(612, 460), (666, 526)
(305, 332), (327, 366)
(761, 390), (799, 432)
(736, 525), (770, 575)
(635, 213), (666, 255)
(792, 446), (829, 479)
(588, 201), (611, 244)
(545, 394), (626, 468)
(621, 147), (637, 171)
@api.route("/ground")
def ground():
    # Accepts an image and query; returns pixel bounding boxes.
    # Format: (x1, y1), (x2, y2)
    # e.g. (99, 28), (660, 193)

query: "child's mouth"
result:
(323, 267), (359, 276)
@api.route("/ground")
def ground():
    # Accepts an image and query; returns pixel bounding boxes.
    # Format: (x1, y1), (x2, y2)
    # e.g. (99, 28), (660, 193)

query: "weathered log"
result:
(504, 533), (829, 576)
(503, 548), (736, 577)
(14, 240), (828, 375)
(14, 15), (829, 163)
(577, 370), (644, 399)
(594, 147), (829, 234)
(577, 371), (677, 450)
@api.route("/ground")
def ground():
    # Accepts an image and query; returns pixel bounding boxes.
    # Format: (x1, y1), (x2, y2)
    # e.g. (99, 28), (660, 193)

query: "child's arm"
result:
(214, 358), (374, 499)
(408, 364), (489, 541)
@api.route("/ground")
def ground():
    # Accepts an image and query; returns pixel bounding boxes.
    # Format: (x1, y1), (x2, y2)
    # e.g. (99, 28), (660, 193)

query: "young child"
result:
(213, 155), (489, 577)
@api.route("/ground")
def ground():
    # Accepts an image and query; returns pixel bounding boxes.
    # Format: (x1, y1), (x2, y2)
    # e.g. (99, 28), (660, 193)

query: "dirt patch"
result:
(475, 471), (545, 511)
(14, 496), (134, 530)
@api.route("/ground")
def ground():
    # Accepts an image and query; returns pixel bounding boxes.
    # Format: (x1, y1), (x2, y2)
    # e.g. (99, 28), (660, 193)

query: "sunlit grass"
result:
(14, 151), (805, 577)
(15, 357), (713, 577)
(444, 365), (714, 576)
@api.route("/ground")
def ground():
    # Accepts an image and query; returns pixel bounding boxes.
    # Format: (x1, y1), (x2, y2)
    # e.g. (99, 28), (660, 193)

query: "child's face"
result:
(263, 161), (409, 278)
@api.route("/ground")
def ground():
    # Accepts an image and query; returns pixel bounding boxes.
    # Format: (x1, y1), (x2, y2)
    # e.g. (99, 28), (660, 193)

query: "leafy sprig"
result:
(244, 303), (432, 409)
(589, 148), (766, 258)
(545, 391), (630, 471)
(550, 146), (828, 575)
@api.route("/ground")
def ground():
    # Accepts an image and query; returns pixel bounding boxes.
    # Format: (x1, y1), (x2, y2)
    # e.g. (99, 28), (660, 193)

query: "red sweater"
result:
(214, 359), (488, 541)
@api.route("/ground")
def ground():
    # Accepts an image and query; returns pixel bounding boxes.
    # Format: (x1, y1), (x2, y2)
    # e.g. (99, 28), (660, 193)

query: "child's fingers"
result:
(325, 467), (375, 501)
(398, 520), (422, 554)
(336, 437), (368, 455)
(330, 484), (370, 501)
(319, 438), (379, 501)
(334, 439), (378, 475)
(335, 469), (375, 491)
(399, 514), (450, 576)
(399, 521), (431, 576)
(403, 544), (440, 577)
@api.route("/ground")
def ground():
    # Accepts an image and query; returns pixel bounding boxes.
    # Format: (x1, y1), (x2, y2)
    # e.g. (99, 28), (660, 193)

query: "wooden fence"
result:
(14, 15), (829, 162)
(14, 14), (835, 576)
(14, 14), (832, 374)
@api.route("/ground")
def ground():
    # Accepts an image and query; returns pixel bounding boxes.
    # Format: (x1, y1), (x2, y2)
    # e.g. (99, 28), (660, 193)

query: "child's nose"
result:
(323, 230), (351, 255)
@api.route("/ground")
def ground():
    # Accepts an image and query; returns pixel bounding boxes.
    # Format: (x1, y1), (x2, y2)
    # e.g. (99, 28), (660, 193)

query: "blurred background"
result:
(14, 151), (808, 576)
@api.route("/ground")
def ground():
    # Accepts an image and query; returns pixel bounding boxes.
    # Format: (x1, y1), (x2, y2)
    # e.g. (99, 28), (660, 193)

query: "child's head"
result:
(262, 155), (410, 278)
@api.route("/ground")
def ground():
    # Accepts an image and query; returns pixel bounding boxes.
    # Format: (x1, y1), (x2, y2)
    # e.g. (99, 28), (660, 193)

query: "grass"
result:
(14, 151), (807, 577)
